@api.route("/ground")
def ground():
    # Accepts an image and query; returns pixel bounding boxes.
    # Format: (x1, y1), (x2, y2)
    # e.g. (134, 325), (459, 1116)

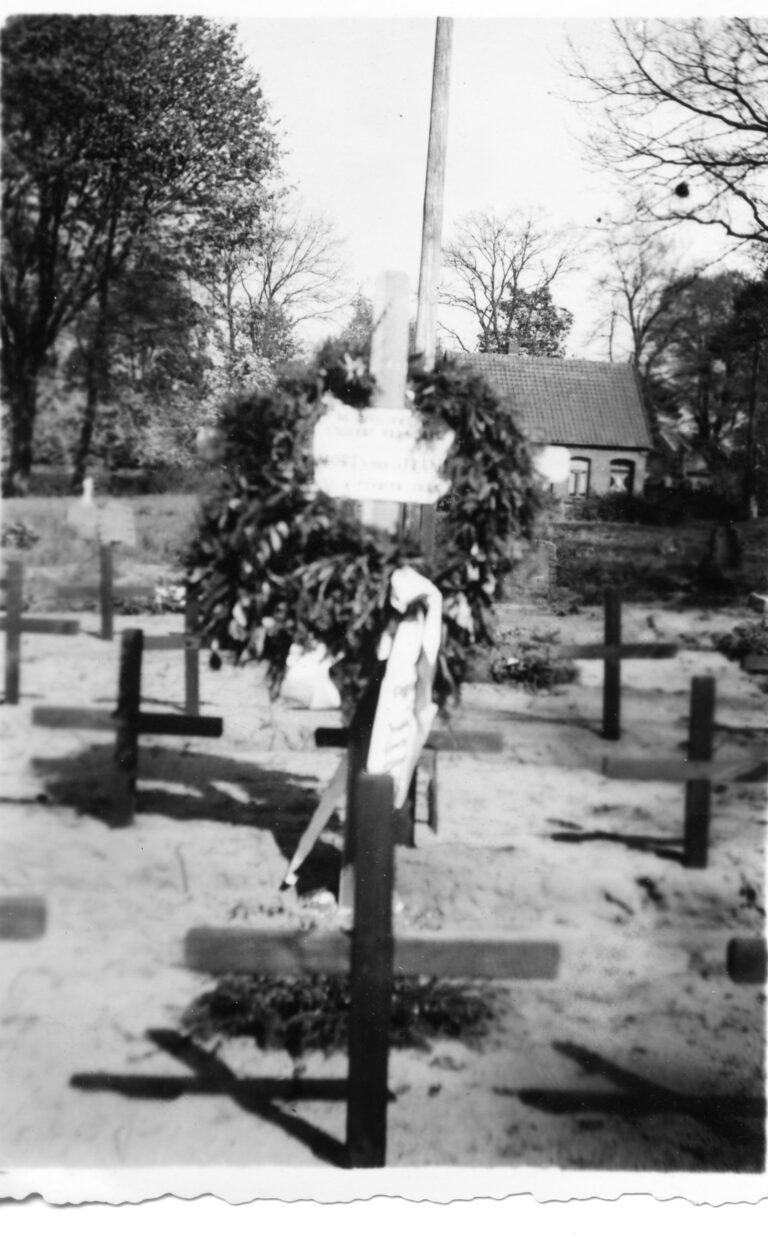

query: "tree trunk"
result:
(2, 363), (39, 495)
(71, 209), (117, 493)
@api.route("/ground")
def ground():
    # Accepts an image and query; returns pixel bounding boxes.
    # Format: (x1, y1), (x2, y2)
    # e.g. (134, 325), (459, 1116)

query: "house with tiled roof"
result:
(449, 351), (655, 499)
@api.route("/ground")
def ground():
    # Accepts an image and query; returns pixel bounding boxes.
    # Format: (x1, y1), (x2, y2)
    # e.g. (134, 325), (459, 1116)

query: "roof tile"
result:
(449, 352), (654, 450)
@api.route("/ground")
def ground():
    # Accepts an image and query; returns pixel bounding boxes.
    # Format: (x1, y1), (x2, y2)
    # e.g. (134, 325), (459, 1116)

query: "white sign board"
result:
(98, 501), (137, 547)
(313, 397), (454, 504)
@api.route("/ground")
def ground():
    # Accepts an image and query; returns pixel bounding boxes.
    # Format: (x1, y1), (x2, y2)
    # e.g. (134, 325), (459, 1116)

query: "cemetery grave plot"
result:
(0, 600), (765, 1175)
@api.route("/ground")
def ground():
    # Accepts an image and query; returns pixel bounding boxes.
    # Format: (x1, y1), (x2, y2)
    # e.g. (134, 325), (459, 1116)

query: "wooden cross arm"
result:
(138, 712), (222, 738)
(551, 642), (678, 661)
(744, 655), (768, 672)
(0, 895), (46, 940)
(55, 583), (155, 601)
(315, 727), (504, 753)
(33, 706), (222, 738)
(185, 926), (559, 981)
(0, 617), (79, 635)
(603, 756), (768, 783)
(143, 633), (203, 652)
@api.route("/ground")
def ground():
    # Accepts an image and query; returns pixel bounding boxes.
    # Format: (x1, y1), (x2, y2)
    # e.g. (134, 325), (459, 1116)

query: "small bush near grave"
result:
(493, 647), (578, 692)
(715, 621), (768, 661)
(491, 628), (577, 691)
(180, 973), (497, 1057)
(0, 519), (39, 550)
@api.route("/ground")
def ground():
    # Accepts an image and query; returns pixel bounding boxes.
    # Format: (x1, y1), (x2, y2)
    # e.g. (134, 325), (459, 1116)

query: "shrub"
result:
(181, 973), (497, 1058)
(715, 621), (768, 662)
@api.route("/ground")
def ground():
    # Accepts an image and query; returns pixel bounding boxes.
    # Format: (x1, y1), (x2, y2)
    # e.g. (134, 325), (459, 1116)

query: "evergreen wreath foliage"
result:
(185, 343), (543, 714)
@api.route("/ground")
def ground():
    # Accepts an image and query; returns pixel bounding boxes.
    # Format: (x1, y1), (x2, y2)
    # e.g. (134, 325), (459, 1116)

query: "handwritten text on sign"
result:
(313, 398), (454, 504)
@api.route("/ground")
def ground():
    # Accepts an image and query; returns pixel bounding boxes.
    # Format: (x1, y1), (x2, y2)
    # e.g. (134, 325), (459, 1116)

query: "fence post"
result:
(5, 559), (23, 704)
(684, 675), (715, 869)
(346, 772), (395, 1168)
(112, 628), (142, 827)
(603, 588), (621, 740)
(99, 542), (114, 641)
(185, 587), (200, 717)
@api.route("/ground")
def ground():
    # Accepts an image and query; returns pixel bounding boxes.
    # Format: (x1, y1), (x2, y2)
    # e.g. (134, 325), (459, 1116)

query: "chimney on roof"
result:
(506, 339), (520, 355)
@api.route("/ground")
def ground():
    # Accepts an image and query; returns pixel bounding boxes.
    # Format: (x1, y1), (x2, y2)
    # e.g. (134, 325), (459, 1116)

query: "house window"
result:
(609, 459), (635, 496)
(568, 457), (591, 497)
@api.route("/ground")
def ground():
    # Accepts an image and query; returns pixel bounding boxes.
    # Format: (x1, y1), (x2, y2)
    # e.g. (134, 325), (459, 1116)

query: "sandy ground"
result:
(0, 596), (766, 1199)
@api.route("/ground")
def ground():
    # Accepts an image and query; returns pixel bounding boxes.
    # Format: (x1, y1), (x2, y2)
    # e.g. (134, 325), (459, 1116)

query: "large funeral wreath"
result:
(185, 342), (544, 717)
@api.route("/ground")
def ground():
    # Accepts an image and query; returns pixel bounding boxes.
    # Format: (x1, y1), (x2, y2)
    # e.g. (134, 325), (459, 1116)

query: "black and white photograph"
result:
(1, 3), (766, 1212)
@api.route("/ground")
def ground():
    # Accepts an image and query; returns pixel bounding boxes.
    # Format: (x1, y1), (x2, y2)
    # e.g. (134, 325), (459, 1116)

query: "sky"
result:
(10, 2), (751, 359)
(231, 10), (741, 358)
(237, 16), (619, 354)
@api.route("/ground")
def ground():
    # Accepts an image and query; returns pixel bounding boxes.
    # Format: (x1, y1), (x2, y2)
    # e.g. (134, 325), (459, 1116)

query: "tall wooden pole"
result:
(415, 17), (453, 557)
(415, 17), (453, 369)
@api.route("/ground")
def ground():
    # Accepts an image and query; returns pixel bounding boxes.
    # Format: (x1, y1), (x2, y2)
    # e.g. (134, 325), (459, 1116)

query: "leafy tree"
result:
(337, 291), (374, 352)
(191, 193), (346, 385)
(571, 19), (768, 245)
(60, 234), (215, 472)
(1, 14), (278, 493)
(591, 227), (706, 426)
(499, 286), (573, 357)
(440, 210), (576, 354)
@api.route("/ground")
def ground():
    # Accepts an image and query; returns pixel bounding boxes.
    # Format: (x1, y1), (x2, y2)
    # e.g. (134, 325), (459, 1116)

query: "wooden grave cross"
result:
(55, 542), (154, 641)
(296, 271), (454, 907)
(32, 628), (223, 827)
(550, 588), (678, 740)
(602, 675), (767, 868)
(186, 769), (560, 1168)
(142, 587), (202, 716)
(0, 560), (80, 705)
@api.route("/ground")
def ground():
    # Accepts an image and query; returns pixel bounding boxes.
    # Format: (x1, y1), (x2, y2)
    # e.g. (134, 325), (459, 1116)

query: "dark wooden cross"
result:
(142, 587), (202, 716)
(550, 589), (678, 740)
(186, 768), (559, 1168)
(55, 543), (154, 641)
(32, 628), (222, 827)
(603, 675), (767, 868)
(1, 560), (80, 704)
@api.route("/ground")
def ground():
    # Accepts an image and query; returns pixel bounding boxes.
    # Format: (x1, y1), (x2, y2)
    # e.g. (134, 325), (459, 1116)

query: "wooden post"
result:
(0, 894), (47, 940)
(5, 559), (23, 705)
(603, 589), (621, 740)
(414, 17), (453, 559)
(361, 271), (410, 535)
(345, 772), (395, 1169)
(112, 628), (142, 827)
(727, 938), (767, 984)
(99, 542), (114, 641)
(684, 675), (715, 869)
(185, 587), (200, 717)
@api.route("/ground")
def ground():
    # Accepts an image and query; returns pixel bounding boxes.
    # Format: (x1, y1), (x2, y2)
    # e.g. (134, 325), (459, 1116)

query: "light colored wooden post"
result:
(415, 17), (453, 558)
(360, 271), (410, 534)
